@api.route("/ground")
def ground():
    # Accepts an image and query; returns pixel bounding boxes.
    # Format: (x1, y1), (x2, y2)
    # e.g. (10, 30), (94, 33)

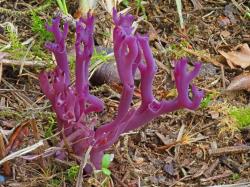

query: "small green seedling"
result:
(93, 154), (114, 187)
(200, 94), (212, 109)
(101, 154), (112, 176)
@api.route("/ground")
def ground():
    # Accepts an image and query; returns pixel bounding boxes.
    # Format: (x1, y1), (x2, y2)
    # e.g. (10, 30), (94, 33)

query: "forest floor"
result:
(0, 0), (250, 186)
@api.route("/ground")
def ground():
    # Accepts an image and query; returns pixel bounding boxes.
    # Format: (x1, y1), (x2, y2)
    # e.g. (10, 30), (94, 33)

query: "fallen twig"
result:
(0, 58), (46, 67)
(201, 170), (233, 182)
(204, 159), (220, 178)
(192, 163), (208, 179)
(207, 182), (250, 187)
(0, 140), (44, 165)
(76, 146), (92, 187)
(175, 123), (185, 160)
(219, 156), (241, 173)
(209, 145), (250, 156)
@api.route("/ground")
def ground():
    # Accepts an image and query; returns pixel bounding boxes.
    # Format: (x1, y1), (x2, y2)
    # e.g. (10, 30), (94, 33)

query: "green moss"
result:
(32, 43), (47, 59)
(166, 40), (190, 59)
(66, 165), (79, 182)
(5, 26), (28, 60)
(44, 113), (57, 138)
(31, 12), (53, 42)
(229, 107), (250, 129)
(0, 109), (22, 119)
(231, 173), (240, 181)
(49, 178), (61, 187)
(5, 20), (51, 62)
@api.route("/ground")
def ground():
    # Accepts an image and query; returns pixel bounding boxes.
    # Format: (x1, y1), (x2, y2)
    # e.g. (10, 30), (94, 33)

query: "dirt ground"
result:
(0, 0), (249, 186)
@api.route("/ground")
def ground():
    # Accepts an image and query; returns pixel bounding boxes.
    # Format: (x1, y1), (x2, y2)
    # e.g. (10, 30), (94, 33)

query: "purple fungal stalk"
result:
(39, 10), (204, 170)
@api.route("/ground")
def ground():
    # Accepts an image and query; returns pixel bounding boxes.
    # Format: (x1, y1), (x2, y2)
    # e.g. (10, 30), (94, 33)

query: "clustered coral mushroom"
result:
(39, 9), (204, 171)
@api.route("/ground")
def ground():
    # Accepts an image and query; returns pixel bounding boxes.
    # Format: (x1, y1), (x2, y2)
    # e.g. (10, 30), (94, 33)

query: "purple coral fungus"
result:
(39, 9), (203, 170)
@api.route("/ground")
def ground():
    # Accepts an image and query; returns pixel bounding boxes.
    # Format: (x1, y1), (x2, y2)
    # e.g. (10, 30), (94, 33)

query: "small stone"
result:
(133, 157), (144, 164)
(163, 162), (175, 176)
(220, 30), (231, 38)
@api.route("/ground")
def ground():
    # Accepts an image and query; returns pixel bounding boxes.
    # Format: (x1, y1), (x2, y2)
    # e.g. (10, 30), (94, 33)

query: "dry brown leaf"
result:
(219, 43), (250, 69)
(226, 73), (250, 92)
(6, 120), (31, 153)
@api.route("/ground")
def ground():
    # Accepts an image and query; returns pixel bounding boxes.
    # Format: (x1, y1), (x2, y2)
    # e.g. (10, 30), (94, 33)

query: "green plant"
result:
(44, 114), (57, 138)
(229, 107), (250, 129)
(6, 27), (22, 49)
(66, 165), (79, 182)
(244, 11), (250, 19)
(5, 26), (27, 59)
(200, 94), (212, 109)
(69, 48), (112, 72)
(101, 154), (112, 176)
(56, 0), (68, 14)
(49, 178), (61, 187)
(97, 154), (113, 187)
(30, 13), (54, 61)
(122, 0), (129, 6)
(31, 12), (53, 42)
(167, 41), (190, 59)
(91, 48), (112, 65)
(135, 0), (146, 18)
(231, 173), (240, 181)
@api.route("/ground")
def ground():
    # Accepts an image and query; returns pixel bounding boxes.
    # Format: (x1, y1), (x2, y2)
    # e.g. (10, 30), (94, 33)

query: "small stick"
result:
(0, 61), (2, 83)
(0, 59), (46, 67)
(231, 0), (246, 14)
(192, 163), (208, 178)
(220, 65), (226, 89)
(209, 145), (250, 156)
(76, 146), (92, 187)
(200, 170), (232, 182)
(219, 156), (241, 173)
(175, 123), (185, 160)
(204, 159), (220, 178)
